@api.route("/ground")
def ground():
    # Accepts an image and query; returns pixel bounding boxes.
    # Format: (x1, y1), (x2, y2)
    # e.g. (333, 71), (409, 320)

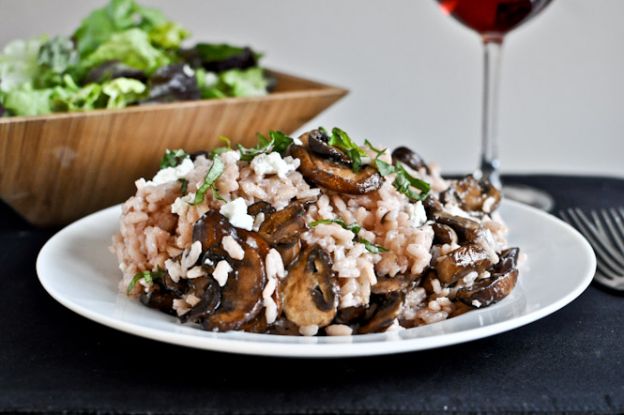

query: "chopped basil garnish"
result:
(127, 269), (164, 294)
(309, 218), (387, 254)
(325, 127), (367, 173)
(210, 135), (232, 158)
(192, 156), (224, 205)
(392, 162), (431, 201)
(160, 149), (189, 169)
(238, 130), (293, 161)
(178, 178), (188, 195)
(364, 139), (385, 157)
(374, 158), (396, 177)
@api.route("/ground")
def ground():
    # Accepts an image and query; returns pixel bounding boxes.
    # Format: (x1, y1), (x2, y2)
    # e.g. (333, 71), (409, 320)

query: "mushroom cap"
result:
(280, 245), (339, 328)
(435, 243), (494, 286)
(290, 144), (382, 195)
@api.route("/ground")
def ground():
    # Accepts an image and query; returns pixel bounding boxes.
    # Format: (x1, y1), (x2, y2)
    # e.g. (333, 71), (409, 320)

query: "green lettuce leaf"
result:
(219, 67), (268, 97)
(35, 36), (79, 88)
(102, 77), (146, 108)
(2, 84), (52, 116)
(149, 21), (189, 49)
(73, 0), (187, 57)
(80, 29), (171, 75)
(0, 38), (42, 93)
(50, 75), (103, 112)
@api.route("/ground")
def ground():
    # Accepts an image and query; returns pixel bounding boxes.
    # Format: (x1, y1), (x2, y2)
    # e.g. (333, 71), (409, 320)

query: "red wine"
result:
(437, 0), (552, 37)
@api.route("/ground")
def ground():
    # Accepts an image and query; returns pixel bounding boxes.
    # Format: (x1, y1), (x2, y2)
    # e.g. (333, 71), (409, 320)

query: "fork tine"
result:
(570, 208), (624, 269)
(561, 210), (624, 275)
(610, 208), (624, 239)
(594, 272), (624, 291)
(590, 210), (607, 235)
(600, 210), (624, 252)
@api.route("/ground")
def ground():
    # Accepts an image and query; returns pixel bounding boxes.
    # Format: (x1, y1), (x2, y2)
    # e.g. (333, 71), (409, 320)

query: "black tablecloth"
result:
(1, 175), (623, 415)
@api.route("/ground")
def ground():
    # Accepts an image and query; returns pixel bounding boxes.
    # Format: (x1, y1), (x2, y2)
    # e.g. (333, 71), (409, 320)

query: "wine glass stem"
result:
(478, 37), (503, 189)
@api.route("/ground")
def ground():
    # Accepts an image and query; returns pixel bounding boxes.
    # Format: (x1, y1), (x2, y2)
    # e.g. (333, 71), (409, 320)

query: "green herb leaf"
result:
(193, 156), (224, 205)
(364, 139), (385, 157)
(324, 127), (367, 173)
(375, 159), (396, 177)
(127, 268), (164, 294)
(348, 148), (362, 173)
(211, 187), (226, 202)
(238, 130), (293, 161)
(392, 162), (431, 201)
(358, 237), (389, 254)
(210, 136), (232, 158)
(178, 178), (188, 195)
(160, 149), (188, 169)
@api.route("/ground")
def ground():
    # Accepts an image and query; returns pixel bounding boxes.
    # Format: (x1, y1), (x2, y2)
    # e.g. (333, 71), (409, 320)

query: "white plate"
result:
(36, 200), (595, 358)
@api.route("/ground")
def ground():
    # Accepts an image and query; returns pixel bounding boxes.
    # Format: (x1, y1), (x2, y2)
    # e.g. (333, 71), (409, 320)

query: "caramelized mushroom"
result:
(371, 274), (417, 294)
(448, 175), (501, 213)
(432, 223), (458, 245)
(290, 144), (382, 195)
(202, 240), (268, 331)
(455, 269), (518, 308)
(334, 306), (368, 326)
(280, 245), (338, 328)
(391, 147), (430, 174)
(304, 129), (352, 165)
(192, 211), (236, 251)
(434, 212), (482, 242)
(357, 292), (404, 334)
(266, 318), (301, 336)
(258, 201), (308, 267)
(435, 244), (494, 286)
(180, 276), (222, 324)
(455, 247), (520, 308)
(247, 201), (276, 217)
(140, 286), (176, 315)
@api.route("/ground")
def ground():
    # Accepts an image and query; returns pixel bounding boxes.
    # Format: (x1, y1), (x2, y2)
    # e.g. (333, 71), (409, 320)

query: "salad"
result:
(0, 0), (271, 117)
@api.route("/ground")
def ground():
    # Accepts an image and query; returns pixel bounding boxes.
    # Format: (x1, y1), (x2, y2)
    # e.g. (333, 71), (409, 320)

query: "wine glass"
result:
(436, 0), (555, 210)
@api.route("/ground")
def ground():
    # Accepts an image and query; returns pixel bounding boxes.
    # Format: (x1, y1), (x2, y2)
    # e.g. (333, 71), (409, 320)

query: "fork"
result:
(559, 207), (624, 291)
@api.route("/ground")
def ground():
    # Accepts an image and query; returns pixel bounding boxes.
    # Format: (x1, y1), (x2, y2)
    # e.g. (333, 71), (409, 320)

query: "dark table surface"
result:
(1, 175), (623, 415)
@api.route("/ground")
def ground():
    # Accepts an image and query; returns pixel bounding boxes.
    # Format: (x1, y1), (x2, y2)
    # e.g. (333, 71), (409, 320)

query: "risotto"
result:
(111, 128), (520, 336)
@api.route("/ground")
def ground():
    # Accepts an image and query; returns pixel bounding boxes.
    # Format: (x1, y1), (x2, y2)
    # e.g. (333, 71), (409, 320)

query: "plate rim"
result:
(36, 199), (596, 358)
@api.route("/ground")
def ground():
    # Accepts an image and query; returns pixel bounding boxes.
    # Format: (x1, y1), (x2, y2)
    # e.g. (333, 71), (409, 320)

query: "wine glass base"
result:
(502, 184), (554, 212)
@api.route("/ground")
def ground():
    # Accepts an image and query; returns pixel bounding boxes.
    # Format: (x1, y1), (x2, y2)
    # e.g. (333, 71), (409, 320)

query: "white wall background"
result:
(1, 0), (622, 176)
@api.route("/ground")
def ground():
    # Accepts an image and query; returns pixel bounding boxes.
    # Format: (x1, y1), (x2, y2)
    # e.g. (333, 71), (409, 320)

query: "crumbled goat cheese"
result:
(219, 197), (254, 230)
(250, 152), (300, 179)
(147, 157), (194, 186)
(472, 300), (483, 308)
(222, 235), (244, 260)
(212, 260), (232, 287)
(407, 201), (428, 227)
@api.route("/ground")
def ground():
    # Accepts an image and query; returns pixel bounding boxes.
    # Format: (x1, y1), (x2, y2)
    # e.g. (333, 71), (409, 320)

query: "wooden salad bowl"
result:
(0, 71), (347, 227)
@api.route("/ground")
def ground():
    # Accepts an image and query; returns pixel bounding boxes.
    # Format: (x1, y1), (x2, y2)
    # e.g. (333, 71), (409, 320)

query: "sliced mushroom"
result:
(334, 306), (368, 326)
(422, 195), (444, 219)
(432, 223), (458, 245)
(435, 244), (494, 286)
(455, 269), (518, 308)
(258, 201), (308, 267)
(371, 274), (417, 295)
(202, 241), (267, 331)
(449, 301), (473, 317)
(449, 175), (501, 213)
(420, 268), (438, 295)
(357, 292), (404, 334)
(140, 286), (177, 315)
(192, 211), (236, 251)
(266, 318), (300, 336)
(290, 144), (382, 195)
(391, 147), (430, 174)
(493, 247), (520, 274)
(280, 245), (338, 328)
(247, 200), (276, 217)
(180, 276), (222, 324)
(434, 212), (482, 243)
(302, 129), (352, 165)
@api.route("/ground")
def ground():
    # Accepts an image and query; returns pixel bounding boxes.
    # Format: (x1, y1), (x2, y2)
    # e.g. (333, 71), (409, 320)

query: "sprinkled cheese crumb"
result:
(407, 201), (427, 228)
(219, 197), (254, 230)
(212, 260), (232, 287)
(250, 152), (300, 179)
(149, 157), (194, 186)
